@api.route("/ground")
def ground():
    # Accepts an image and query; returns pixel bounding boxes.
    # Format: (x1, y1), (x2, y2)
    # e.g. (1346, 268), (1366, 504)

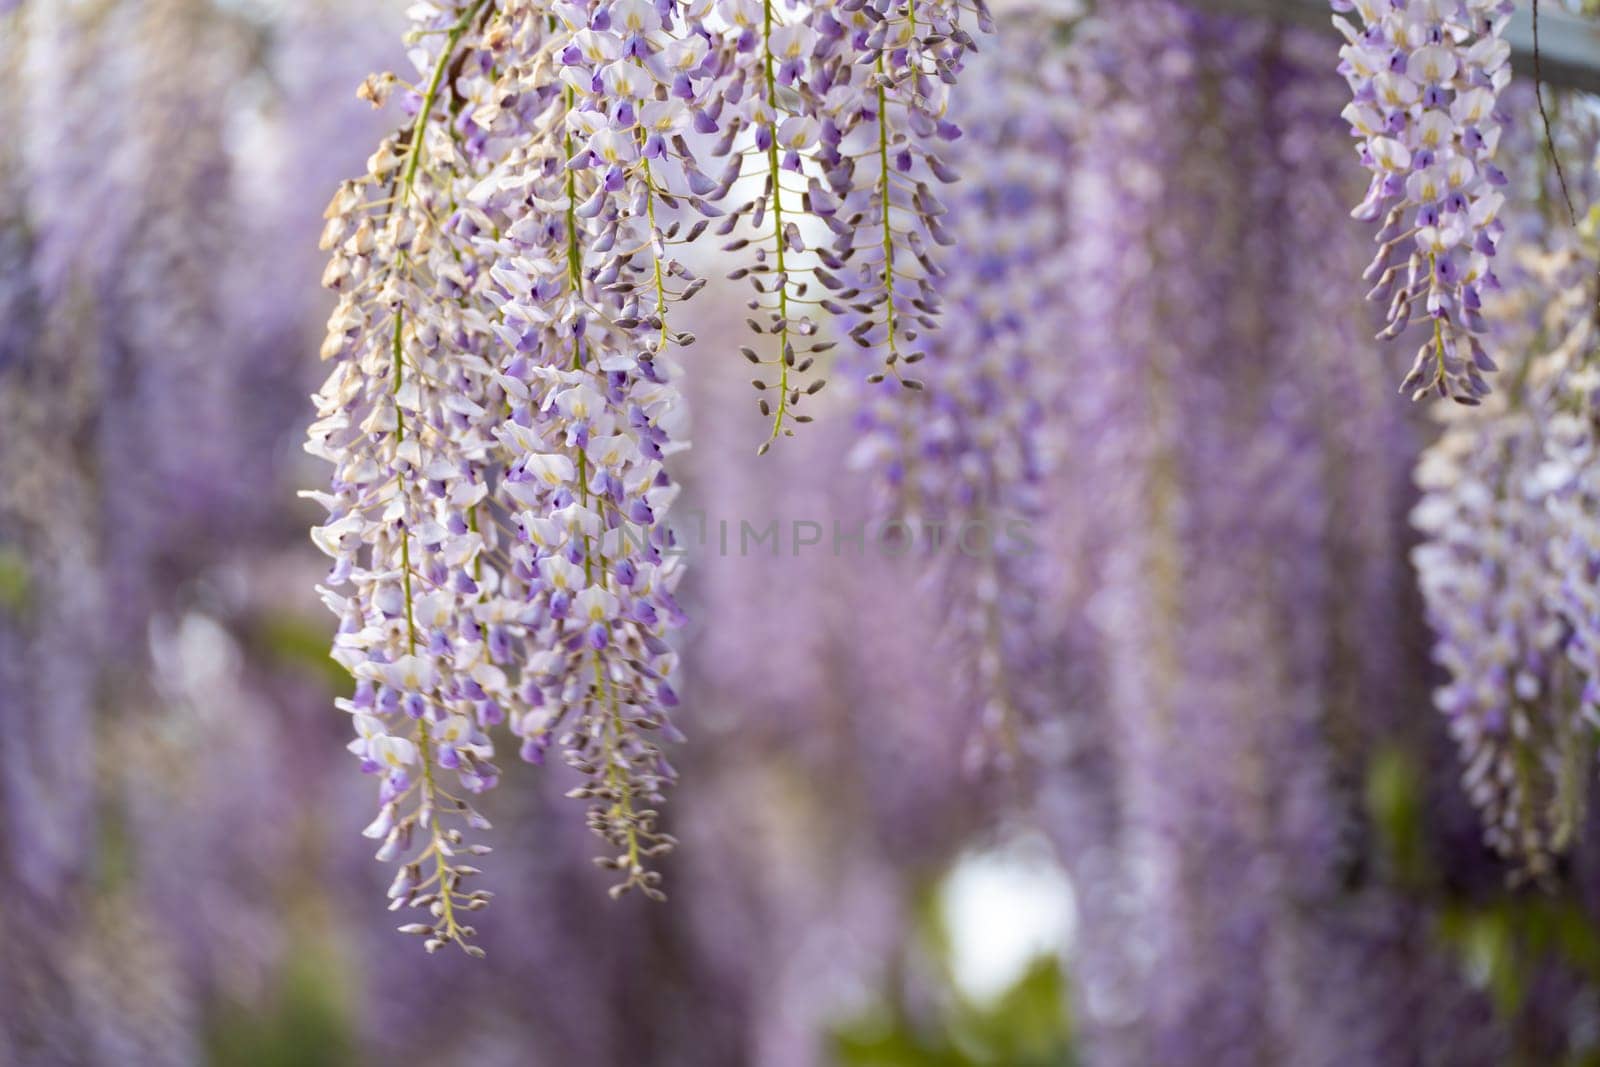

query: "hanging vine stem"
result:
(1533, 0), (1579, 229)
(382, 0), (492, 954)
(759, 0), (795, 455)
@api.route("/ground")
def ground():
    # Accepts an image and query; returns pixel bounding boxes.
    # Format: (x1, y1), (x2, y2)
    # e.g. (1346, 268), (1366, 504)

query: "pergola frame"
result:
(1189, 0), (1600, 95)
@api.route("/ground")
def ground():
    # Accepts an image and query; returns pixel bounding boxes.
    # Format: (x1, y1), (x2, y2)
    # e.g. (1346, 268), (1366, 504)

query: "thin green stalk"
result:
(382, 0), (489, 944)
(761, 0), (793, 450)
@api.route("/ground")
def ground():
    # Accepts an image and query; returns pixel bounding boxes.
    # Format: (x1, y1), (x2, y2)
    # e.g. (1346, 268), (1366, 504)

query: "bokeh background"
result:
(7, 1), (1600, 1065)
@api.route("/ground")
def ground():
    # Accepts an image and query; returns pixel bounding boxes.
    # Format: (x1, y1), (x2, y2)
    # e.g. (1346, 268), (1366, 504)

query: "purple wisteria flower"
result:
(707, 0), (988, 450)
(1411, 235), (1600, 877)
(848, 5), (1073, 770)
(309, 0), (514, 953)
(306, 0), (991, 945)
(1412, 405), (1571, 875)
(1335, 0), (1514, 404)
(1059, 5), (1502, 1061)
(1536, 249), (1600, 750)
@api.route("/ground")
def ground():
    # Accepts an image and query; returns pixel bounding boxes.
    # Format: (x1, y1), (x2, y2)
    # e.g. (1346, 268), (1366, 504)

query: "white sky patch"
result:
(939, 832), (1076, 1005)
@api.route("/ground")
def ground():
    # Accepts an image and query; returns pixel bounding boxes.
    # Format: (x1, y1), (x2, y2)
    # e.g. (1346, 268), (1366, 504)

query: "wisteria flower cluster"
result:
(1412, 244), (1600, 877)
(307, 0), (986, 953)
(1412, 405), (1574, 874)
(1544, 355), (1600, 736)
(709, 0), (985, 451)
(1335, 0), (1514, 404)
(848, 6), (1073, 768)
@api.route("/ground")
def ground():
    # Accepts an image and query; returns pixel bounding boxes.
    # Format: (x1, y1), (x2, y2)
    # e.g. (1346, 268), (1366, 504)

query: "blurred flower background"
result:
(8, 0), (1600, 1065)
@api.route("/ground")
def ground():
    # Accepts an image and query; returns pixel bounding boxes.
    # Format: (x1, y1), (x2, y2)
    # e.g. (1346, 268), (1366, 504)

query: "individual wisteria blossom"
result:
(849, 5), (1073, 769)
(1334, 0), (1514, 404)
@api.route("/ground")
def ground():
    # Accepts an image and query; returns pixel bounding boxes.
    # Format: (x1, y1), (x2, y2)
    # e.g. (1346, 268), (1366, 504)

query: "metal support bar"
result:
(1188, 0), (1600, 96)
